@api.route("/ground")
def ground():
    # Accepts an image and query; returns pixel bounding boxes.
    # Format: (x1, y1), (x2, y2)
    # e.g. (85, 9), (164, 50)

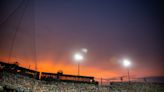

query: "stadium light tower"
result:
(73, 53), (84, 76)
(122, 59), (131, 83)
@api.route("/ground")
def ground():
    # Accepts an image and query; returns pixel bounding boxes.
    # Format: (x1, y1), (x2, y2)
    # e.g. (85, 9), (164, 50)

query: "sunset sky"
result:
(0, 0), (163, 79)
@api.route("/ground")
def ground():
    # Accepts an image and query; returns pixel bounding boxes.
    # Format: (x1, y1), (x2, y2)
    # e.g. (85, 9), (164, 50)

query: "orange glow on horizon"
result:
(0, 57), (163, 79)
(38, 61), (119, 78)
(0, 57), (118, 78)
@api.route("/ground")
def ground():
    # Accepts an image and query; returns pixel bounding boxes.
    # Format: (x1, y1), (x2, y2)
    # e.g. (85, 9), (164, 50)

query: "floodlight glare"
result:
(82, 48), (88, 53)
(74, 53), (84, 61)
(123, 59), (131, 67)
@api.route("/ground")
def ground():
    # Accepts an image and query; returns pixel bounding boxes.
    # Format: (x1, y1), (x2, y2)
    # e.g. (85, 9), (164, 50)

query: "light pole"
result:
(122, 59), (131, 83)
(73, 53), (84, 76)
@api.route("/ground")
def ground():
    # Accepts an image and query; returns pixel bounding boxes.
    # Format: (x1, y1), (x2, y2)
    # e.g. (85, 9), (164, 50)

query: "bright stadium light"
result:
(73, 48), (88, 76)
(73, 53), (84, 76)
(122, 59), (131, 83)
(123, 59), (131, 67)
(74, 53), (84, 61)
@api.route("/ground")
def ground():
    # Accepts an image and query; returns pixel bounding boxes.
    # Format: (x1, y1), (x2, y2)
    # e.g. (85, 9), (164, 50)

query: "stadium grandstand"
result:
(0, 61), (164, 92)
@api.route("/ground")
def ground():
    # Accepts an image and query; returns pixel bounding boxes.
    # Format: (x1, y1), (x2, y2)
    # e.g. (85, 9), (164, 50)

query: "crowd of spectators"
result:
(109, 81), (164, 92)
(0, 71), (164, 92)
(0, 71), (108, 92)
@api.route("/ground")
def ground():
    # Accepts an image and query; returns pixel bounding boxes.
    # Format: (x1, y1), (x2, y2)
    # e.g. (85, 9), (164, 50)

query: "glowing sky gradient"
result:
(0, 0), (163, 78)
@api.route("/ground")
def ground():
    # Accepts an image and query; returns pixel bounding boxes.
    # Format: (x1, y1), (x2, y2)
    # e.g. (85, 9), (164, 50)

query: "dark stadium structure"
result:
(41, 72), (96, 83)
(0, 61), (98, 84)
(1, 61), (164, 92)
